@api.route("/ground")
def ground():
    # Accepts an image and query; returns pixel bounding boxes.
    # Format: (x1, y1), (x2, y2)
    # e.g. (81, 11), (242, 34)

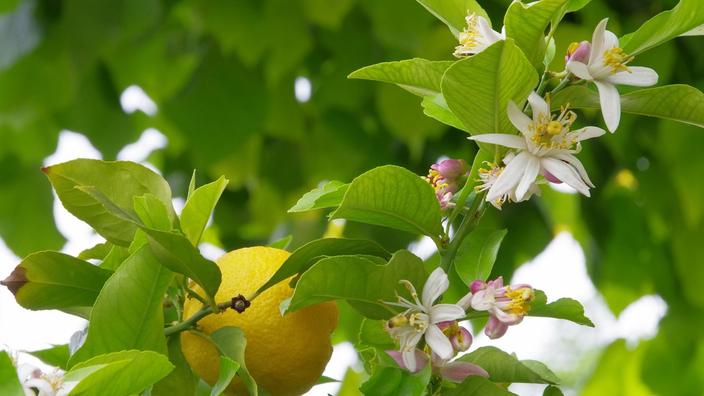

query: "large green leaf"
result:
(288, 181), (348, 213)
(415, 0), (489, 37)
(181, 176), (229, 246)
(68, 247), (173, 367)
(442, 40), (539, 136)
(421, 95), (468, 131)
(43, 159), (176, 246)
(0, 351), (23, 396)
(528, 290), (594, 326)
(454, 228), (508, 284)
(1, 251), (111, 316)
(285, 250), (426, 319)
(65, 350), (174, 396)
(331, 165), (444, 240)
(152, 337), (197, 396)
(621, 0), (704, 55)
(504, 0), (568, 69)
(458, 346), (560, 384)
(445, 376), (515, 395)
(348, 58), (453, 97)
(258, 237), (390, 295)
(551, 85), (704, 128)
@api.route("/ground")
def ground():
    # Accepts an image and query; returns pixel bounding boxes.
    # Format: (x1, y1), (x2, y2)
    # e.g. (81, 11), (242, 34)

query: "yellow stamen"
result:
(504, 287), (534, 316)
(603, 47), (633, 74)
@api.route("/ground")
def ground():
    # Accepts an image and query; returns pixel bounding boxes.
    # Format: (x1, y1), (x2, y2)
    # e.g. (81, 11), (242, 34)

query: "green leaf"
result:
(77, 242), (112, 261)
(528, 290), (595, 326)
(28, 344), (70, 370)
(543, 385), (565, 396)
(621, 0), (704, 55)
(181, 176), (229, 245)
(458, 346), (559, 384)
(0, 351), (24, 396)
(65, 350), (174, 396)
(358, 319), (396, 350)
(504, 0), (568, 68)
(348, 58), (453, 97)
(152, 337), (197, 396)
(68, 247), (173, 367)
(360, 357), (431, 396)
(331, 165), (444, 239)
(208, 327), (258, 396)
(445, 375), (515, 396)
(552, 85), (704, 128)
(43, 159), (175, 246)
(566, 0), (591, 12)
(258, 237), (390, 295)
(421, 95), (468, 131)
(442, 40), (539, 136)
(1, 251), (111, 315)
(210, 356), (240, 396)
(134, 193), (174, 231)
(455, 228), (508, 284)
(268, 235), (293, 250)
(100, 245), (130, 271)
(415, 0), (489, 37)
(288, 181), (348, 213)
(286, 250), (426, 319)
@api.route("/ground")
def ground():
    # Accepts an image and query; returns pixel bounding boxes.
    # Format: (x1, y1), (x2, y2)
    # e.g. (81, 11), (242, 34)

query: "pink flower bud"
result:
(484, 315), (509, 339)
(470, 280), (486, 294)
(450, 326), (473, 352)
(432, 159), (469, 180)
(565, 41), (591, 64)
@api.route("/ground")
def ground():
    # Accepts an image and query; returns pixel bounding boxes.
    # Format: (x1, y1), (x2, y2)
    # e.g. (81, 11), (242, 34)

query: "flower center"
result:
(504, 287), (534, 315)
(409, 312), (429, 332)
(457, 15), (480, 50)
(603, 47), (633, 74)
(530, 105), (578, 149)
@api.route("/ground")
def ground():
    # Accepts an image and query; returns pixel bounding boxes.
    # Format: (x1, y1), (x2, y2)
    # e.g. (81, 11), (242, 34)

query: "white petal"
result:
(528, 91), (549, 119)
(594, 80), (621, 132)
(515, 155), (540, 201)
(603, 30), (620, 51)
(566, 61), (593, 81)
(541, 157), (590, 196)
(486, 151), (530, 202)
(422, 267), (449, 307)
(554, 152), (595, 188)
(425, 325), (454, 359)
(589, 18), (609, 65)
(507, 101), (532, 134)
(402, 349), (417, 372)
(606, 66), (658, 87)
(469, 133), (526, 149)
(477, 16), (503, 44)
(457, 291), (473, 311)
(430, 304), (466, 323)
(470, 289), (495, 311)
(572, 126), (606, 141)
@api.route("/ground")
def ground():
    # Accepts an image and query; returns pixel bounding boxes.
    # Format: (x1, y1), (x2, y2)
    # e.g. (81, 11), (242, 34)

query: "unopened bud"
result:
(566, 41), (591, 64)
(450, 326), (473, 352)
(432, 159), (469, 180)
(484, 315), (509, 339)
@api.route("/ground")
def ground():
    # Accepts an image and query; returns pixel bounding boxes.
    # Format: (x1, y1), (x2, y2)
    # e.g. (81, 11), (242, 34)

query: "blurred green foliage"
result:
(1, 0), (703, 393)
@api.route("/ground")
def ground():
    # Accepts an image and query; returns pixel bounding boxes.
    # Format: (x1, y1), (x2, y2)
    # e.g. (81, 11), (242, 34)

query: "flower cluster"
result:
(424, 159), (469, 209)
(384, 269), (534, 380)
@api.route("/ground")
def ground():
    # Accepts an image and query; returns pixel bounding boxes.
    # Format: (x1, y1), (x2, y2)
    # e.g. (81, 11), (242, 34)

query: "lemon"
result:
(181, 246), (338, 396)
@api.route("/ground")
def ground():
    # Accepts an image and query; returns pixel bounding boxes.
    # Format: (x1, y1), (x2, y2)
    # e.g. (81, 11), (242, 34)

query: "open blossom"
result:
(468, 277), (534, 339)
(454, 13), (505, 57)
(566, 18), (658, 132)
(15, 362), (75, 396)
(469, 92), (605, 202)
(474, 156), (540, 210)
(385, 268), (467, 371)
(386, 348), (489, 383)
(425, 158), (468, 209)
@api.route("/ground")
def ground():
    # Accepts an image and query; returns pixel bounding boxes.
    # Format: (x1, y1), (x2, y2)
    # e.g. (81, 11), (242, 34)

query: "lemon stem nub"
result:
(231, 294), (251, 313)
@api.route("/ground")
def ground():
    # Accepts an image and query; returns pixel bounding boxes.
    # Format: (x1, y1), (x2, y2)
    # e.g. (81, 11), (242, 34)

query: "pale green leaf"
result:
(504, 0), (568, 68)
(77, 242), (112, 261)
(544, 385), (565, 396)
(181, 176), (229, 245)
(28, 344), (70, 370)
(133, 193), (174, 231)
(288, 181), (348, 213)
(445, 375), (515, 395)
(528, 290), (594, 326)
(442, 40), (539, 136)
(621, 0), (704, 55)
(458, 346), (559, 384)
(208, 327), (257, 396)
(415, 0), (489, 37)
(210, 356), (239, 396)
(331, 165), (444, 239)
(421, 95), (468, 131)
(551, 85), (704, 128)
(268, 235), (293, 250)
(151, 337), (197, 396)
(0, 351), (23, 396)
(68, 247), (173, 367)
(455, 228), (508, 284)
(349, 58), (453, 97)
(286, 250), (426, 319)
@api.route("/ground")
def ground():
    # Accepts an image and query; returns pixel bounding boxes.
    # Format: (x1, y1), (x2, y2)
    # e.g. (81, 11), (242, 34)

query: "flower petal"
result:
(487, 151), (530, 202)
(515, 155), (540, 201)
(477, 16), (503, 44)
(507, 100), (532, 134)
(484, 315), (509, 339)
(566, 60), (593, 81)
(528, 91), (550, 119)
(469, 133), (526, 150)
(457, 291), (473, 310)
(603, 30), (620, 51)
(425, 325), (454, 359)
(594, 80), (621, 132)
(606, 66), (658, 87)
(402, 349), (417, 372)
(554, 152), (595, 188)
(387, 350), (429, 373)
(422, 267), (449, 307)
(441, 362), (490, 382)
(470, 289), (495, 311)
(572, 126), (606, 141)
(589, 18), (609, 65)
(430, 304), (466, 323)
(541, 157), (590, 196)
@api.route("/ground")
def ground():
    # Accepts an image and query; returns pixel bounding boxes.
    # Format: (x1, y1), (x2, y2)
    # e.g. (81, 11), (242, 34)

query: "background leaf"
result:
(288, 181), (348, 213)
(458, 346), (559, 384)
(445, 375), (515, 395)
(621, 0), (704, 55)
(528, 290), (595, 327)
(27, 344), (70, 370)
(454, 228), (508, 284)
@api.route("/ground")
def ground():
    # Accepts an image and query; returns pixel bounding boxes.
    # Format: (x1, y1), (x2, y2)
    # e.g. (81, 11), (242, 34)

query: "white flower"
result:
(469, 92), (605, 202)
(454, 14), (505, 57)
(385, 268), (466, 372)
(474, 156), (541, 210)
(566, 18), (658, 132)
(16, 362), (75, 396)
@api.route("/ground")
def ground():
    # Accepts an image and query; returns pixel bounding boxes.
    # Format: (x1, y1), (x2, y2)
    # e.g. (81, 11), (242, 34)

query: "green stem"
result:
(549, 73), (572, 97)
(164, 301), (231, 337)
(186, 287), (208, 305)
(440, 192), (486, 272)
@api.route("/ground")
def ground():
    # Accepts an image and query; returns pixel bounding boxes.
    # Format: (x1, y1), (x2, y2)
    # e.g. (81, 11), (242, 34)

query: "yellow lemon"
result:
(181, 247), (338, 396)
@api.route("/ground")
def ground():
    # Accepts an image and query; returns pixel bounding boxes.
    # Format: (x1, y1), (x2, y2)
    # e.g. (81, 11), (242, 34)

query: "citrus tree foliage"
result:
(1, 0), (704, 395)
